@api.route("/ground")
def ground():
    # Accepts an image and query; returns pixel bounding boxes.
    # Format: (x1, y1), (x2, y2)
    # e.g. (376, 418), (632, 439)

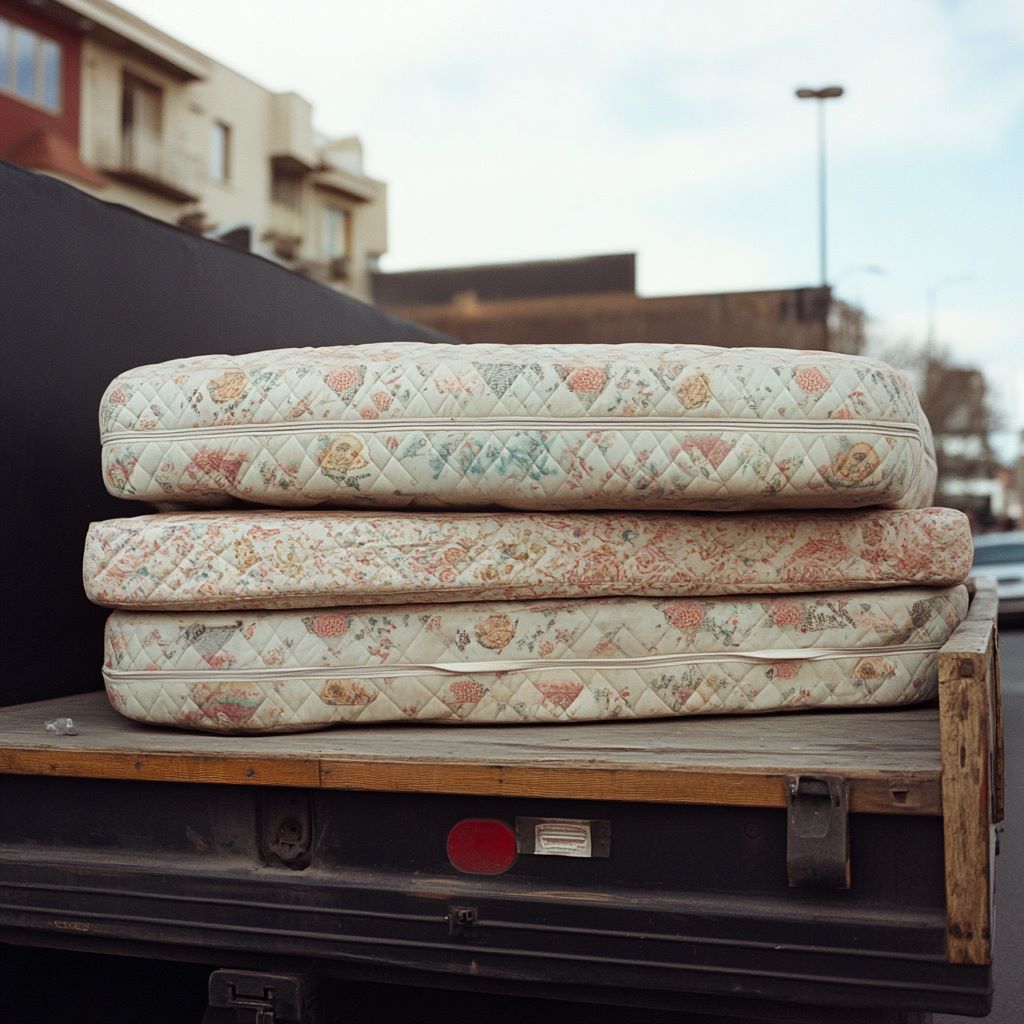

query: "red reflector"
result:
(446, 819), (517, 875)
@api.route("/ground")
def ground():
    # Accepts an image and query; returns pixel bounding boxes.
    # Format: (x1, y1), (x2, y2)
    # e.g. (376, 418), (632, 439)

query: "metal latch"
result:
(258, 791), (313, 870)
(448, 905), (478, 937)
(786, 774), (850, 889)
(207, 970), (315, 1024)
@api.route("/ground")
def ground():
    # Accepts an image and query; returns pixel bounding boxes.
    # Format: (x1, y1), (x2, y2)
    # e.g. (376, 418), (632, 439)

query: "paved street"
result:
(939, 626), (1024, 1024)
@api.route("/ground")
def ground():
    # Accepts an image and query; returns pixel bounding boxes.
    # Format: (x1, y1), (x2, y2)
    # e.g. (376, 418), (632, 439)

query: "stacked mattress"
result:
(86, 343), (971, 733)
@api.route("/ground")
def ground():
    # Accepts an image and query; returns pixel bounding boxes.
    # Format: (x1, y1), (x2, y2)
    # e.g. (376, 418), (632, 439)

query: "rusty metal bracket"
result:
(786, 774), (850, 890)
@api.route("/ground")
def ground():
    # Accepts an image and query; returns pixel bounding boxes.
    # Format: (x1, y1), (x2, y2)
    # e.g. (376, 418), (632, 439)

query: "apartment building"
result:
(0, 0), (386, 300)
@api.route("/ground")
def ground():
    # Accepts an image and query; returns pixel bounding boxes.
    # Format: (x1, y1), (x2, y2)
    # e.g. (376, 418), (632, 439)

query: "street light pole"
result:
(795, 85), (844, 288)
(816, 99), (827, 286)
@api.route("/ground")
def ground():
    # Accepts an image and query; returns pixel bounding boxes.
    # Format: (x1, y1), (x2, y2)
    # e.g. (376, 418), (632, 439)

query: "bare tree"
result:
(869, 337), (1004, 526)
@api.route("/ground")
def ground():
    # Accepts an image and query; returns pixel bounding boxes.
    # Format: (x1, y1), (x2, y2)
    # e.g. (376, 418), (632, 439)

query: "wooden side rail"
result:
(937, 574), (1002, 965)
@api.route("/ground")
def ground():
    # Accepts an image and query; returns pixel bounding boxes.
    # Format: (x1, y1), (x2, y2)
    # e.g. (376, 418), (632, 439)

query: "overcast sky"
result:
(121, 0), (1023, 448)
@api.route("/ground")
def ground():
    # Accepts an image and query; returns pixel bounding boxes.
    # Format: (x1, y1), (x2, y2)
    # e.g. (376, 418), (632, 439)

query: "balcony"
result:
(98, 131), (201, 203)
(267, 199), (303, 239)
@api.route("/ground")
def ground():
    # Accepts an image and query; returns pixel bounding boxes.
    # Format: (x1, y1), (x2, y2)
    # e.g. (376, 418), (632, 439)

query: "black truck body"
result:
(0, 163), (1002, 1023)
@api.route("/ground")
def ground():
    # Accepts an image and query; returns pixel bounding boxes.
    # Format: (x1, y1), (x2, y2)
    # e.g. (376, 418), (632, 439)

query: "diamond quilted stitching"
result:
(84, 508), (972, 612)
(102, 586), (968, 733)
(103, 423), (932, 512)
(100, 345), (934, 512)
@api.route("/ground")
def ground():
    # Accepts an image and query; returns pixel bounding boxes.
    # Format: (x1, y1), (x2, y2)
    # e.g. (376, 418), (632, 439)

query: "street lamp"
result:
(794, 85), (845, 287)
(833, 264), (886, 288)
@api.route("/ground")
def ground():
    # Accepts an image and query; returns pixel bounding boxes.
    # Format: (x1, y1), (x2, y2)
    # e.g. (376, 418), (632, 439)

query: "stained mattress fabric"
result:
(100, 343), (937, 512)
(103, 586), (968, 733)
(84, 507), (972, 611)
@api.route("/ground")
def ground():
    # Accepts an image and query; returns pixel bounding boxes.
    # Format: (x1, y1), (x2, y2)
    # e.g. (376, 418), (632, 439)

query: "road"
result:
(939, 625), (1024, 1024)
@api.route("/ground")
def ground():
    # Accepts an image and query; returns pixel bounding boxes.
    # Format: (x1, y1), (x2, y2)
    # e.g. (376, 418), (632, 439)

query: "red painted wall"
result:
(0, 1), (82, 157)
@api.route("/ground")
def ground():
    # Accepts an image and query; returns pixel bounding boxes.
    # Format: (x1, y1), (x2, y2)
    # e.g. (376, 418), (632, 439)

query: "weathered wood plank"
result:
(0, 691), (943, 813)
(965, 573), (1004, 821)
(991, 629), (1006, 824)
(937, 574), (998, 966)
(947, 575), (999, 656)
(0, 692), (943, 771)
(317, 758), (941, 814)
(0, 747), (320, 787)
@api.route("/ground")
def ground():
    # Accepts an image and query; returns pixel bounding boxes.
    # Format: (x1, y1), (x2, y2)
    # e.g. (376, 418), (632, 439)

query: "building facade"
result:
(374, 254), (866, 355)
(0, 0), (386, 301)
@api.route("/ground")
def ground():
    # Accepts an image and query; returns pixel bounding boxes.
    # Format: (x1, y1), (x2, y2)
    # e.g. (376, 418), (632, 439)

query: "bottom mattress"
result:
(104, 586), (969, 733)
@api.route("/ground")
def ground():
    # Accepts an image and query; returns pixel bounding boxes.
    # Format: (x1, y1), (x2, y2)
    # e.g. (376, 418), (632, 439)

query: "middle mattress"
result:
(102, 585), (969, 733)
(84, 507), (972, 610)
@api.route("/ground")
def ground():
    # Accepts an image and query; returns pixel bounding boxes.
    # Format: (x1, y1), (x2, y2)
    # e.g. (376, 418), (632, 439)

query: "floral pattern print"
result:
(83, 507), (972, 612)
(180, 682), (263, 729)
(474, 613), (517, 650)
(99, 343), (936, 511)
(316, 435), (369, 475)
(676, 372), (712, 409)
(102, 585), (968, 733)
(794, 367), (831, 394)
(208, 370), (249, 405)
(304, 613), (350, 638)
(320, 679), (374, 705)
(830, 443), (882, 484)
(324, 366), (365, 395)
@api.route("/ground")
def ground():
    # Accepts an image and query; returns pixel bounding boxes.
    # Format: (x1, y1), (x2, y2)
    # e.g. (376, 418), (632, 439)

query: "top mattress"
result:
(100, 343), (936, 512)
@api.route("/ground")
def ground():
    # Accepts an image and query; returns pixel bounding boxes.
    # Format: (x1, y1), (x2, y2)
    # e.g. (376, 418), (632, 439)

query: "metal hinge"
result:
(207, 970), (318, 1024)
(786, 774), (850, 890)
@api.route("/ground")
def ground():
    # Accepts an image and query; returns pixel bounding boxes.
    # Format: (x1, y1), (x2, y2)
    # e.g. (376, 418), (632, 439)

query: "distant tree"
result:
(826, 299), (867, 356)
(922, 353), (1002, 515)
(870, 339), (1004, 526)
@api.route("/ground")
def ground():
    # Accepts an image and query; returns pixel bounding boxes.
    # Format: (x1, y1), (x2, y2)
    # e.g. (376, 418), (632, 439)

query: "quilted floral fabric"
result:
(100, 344), (936, 512)
(84, 507), (972, 611)
(103, 585), (968, 733)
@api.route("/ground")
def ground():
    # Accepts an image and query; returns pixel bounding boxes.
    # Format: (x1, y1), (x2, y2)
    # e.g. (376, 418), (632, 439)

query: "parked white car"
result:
(972, 530), (1024, 615)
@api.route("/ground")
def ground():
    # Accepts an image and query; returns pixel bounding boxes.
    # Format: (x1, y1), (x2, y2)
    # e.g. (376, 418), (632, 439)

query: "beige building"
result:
(1, 0), (387, 301)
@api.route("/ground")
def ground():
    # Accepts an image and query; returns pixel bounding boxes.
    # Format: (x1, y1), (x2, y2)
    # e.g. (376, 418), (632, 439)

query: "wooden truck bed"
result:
(0, 581), (1003, 965)
(0, 690), (950, 814)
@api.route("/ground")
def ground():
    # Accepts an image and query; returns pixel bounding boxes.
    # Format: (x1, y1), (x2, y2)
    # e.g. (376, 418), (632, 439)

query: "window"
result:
(271, 165), (302, 209)
(123, 73), (161, 136)
(122, 73), (162, 173)
(41, 39), (59, 109)
(0, 18), (62, 112)
(322, 205), (350, 259)
(14, 28), (33, 98)
(210, 120), (230, 183)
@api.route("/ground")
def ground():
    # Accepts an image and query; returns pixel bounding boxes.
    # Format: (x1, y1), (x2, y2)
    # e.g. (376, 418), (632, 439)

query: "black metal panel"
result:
(0, 776), (991, 1017)
(0, 943), (943, 1024)
(0, 161), (450, 707)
